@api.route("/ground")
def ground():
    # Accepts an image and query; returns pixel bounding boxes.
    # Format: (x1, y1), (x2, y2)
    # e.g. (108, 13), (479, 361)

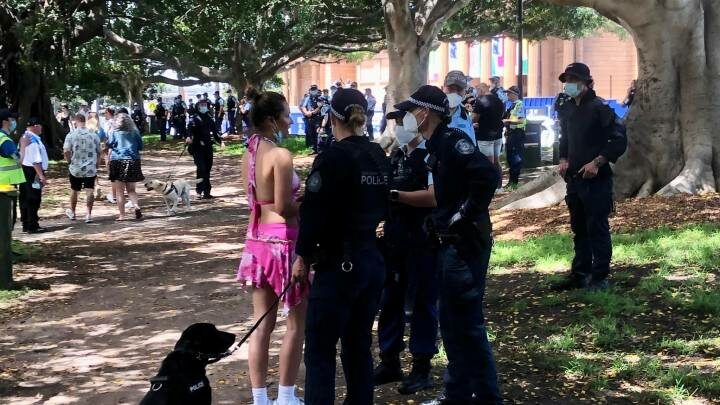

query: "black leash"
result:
(164, 143), (188, 182)
(217, 281), (294, 361)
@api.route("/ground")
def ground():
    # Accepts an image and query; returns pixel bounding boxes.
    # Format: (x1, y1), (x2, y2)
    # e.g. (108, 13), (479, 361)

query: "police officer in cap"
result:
(374, 106), (439, 395)
(393, 85), (501, 405)
(170, 95), (188, 139)
(300, 84), (322, 154)
(213, 90), (225, 135)
(292, 88), (391, 404)
(503, 85), (526, 187)
(444, 70), (474, 140)
(226, 89), (238, 134)
(153, 97), (168, 141)
(131, 102), (146, 134)
(186, 99), (222, 199)
(555, 62), (627, 291)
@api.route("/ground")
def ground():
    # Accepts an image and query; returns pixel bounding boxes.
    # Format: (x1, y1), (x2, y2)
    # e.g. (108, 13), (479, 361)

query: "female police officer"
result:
(291, 88), (391, 404)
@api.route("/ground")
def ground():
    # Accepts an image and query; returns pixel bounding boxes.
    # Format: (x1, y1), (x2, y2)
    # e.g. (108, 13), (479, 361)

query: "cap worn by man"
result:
(444, 70), (468, 89)
(507, 86), (521, 97)
(26, 117), (42, 127)
(559, 63), (592, 82)
(0, 109), (17, 122)
(386, 85), (450, 120)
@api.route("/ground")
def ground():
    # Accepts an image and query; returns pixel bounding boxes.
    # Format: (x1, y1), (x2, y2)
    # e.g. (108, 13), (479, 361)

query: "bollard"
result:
(0, 190), (16, 289)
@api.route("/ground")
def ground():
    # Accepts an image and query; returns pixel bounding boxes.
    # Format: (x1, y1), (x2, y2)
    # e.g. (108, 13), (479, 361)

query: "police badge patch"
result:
(307, 172), (322, 192)
(454, 138), (475, 155)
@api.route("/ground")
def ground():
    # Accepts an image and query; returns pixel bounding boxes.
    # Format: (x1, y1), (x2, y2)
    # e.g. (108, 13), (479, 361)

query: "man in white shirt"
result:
(365, 88), (377, 139)
(19, 117), (49, 233)
(63, 114), (101, 223)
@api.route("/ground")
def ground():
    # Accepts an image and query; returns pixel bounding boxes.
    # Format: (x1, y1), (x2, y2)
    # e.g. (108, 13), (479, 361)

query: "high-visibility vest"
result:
(0, 134), (25, 192)
(509, 100), (527, 130)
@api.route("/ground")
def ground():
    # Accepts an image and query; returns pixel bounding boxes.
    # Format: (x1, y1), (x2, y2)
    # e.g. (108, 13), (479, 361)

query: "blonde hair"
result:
(346, 105), (366, 136)
(86, 115), (99, 132)
(113, 113), (138, 133)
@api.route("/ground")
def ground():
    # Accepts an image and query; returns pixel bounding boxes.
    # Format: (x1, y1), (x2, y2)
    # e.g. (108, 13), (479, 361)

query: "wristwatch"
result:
(390, 190), (400, 202)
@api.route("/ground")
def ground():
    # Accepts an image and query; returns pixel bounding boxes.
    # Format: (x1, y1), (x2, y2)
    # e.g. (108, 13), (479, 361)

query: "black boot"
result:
(551, 273), (591, 291)
(373, 354), (403, 386)
(398, 355), (432, 394)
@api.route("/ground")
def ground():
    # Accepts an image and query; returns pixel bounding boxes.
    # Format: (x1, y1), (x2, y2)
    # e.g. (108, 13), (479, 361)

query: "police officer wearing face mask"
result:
(374, 107), (439, 395)
(170, 95), (188, 139)
(186, 99), (222, 199)
(392, 85), (501, 405)
(444, 71), (474, 141)
(555, 63), (627, 291)
(131, 102), (146, 134)
(300, 84), (322, 154)
(292, 88), (391, 405)
(213, 90), (225, 135)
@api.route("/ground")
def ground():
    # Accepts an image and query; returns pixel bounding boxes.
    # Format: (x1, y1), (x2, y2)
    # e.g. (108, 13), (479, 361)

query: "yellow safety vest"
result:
(509, 100), (527, 130)
(0, 134), (25, 192)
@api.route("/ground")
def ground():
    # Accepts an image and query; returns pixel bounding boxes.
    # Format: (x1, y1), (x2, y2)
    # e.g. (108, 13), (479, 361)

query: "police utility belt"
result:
(310, 239), (376, 273)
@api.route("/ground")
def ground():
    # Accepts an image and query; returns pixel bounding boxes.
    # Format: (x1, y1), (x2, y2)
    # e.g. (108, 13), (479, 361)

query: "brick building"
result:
(281, 31), (638, 107)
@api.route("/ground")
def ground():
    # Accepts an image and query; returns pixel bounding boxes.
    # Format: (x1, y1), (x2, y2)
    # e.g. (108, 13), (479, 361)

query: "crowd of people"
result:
(235, 61), (627, 405)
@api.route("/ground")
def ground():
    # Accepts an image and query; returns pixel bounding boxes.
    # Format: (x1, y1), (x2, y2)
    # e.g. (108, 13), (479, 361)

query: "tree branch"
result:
(420, 0), (472, 42)
(315, 44), (385, 52)
(103, 28), (231, 82)
(146, 76), (209, 87)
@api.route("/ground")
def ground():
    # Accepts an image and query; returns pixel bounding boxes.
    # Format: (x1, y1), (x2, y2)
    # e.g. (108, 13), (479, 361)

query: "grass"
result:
(687, 290), (720, 316)
(0, 287), (35, 303)
(492, 224), (720, 272)
(11, 240), (39, 263)
(280, 136), (313, 156)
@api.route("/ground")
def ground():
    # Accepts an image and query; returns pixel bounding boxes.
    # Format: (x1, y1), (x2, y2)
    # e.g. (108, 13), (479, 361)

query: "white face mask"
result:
(402, 109), (428, 138)
(395, 125), (415, 146)
(446, 93), (463, 109)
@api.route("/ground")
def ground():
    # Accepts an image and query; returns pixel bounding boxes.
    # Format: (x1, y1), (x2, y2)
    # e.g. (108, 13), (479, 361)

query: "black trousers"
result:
(365, 112), (375, 138)
(158, 118), (168, 140)
(19, 166), (42, 231)
(193, 146), (214, 197)
(305, 117), (319, 152)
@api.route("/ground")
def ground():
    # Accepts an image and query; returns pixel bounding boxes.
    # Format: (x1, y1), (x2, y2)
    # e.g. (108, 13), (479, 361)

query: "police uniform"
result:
(170, 98), (188, 139)
(557, 63), (627, 290)
(153, 100), (168, 141)
(302, 86), (321, 153)
(225, 92), (238, 134)
(0, 115), (25, 281)
(397, 86), (501, 404)
(187, 107), (221, 198)
(375, 137), (438, 394)
(298, 88), (390, 404)
(131, 104), (146, 134)
(448, 106), (474, 141)
(213, 93), (225, 134)
(504, 87), (526, 186)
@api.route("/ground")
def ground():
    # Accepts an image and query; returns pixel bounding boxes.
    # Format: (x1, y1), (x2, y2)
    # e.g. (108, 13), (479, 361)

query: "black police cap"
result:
(393, 85), (450, 117)
(0, 108), (17, 122)
(330, 88), (367, 122)
(26, 116), (42, 126)
(559, 62), (592, 83)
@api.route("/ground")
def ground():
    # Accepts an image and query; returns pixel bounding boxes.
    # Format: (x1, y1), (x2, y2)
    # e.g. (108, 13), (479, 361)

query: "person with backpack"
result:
(554, 62), (627, 291)
(226, 89), (238, 135)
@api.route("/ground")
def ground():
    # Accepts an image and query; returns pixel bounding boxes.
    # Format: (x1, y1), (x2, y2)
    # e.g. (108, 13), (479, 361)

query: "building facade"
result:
(281, 31), (638, 108)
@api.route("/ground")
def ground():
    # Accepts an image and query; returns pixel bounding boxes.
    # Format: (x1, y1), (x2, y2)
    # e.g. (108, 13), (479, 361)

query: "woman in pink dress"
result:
(237, 87), (306, 405)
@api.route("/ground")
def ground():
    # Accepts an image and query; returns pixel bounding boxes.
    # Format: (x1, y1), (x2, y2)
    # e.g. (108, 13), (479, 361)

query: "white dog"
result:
(144, 179), (202, 214)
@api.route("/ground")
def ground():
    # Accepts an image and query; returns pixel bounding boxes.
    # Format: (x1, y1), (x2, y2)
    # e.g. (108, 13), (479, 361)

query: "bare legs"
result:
(248, 284), (307, 392)
(113, 181), (140, 220)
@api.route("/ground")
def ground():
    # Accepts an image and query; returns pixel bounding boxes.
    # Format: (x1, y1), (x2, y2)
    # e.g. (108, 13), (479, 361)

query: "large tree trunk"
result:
(120, 73), (146, 109)
(16, 65), (66, 158)
(543, 0), (720, 198)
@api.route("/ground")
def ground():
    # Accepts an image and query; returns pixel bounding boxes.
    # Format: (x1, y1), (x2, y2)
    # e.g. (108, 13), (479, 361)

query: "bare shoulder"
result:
(270, 145), (293, 165)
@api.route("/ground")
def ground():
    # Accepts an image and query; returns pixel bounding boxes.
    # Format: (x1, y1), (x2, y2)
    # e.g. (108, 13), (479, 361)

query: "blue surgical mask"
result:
(198, 107), (208, 114)
(9, 119), (17, 133)
(564, 83), (582, 98)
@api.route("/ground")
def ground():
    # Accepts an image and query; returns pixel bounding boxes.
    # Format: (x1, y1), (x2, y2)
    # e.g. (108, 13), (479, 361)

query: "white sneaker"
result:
(65, 209), (76, 220)
(275, 397), (303, 405)
(125, 201), (134, 209)
(85, 215), (93, 223)
(106, 195), (116, 204)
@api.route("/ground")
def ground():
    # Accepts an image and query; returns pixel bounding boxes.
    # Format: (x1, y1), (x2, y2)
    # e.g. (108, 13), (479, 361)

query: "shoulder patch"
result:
(307, 171), (322, 192)
(454, 138), (476, 155)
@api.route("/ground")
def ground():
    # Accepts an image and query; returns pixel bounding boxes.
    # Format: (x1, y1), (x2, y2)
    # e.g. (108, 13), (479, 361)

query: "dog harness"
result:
(163, 182), (179, 196)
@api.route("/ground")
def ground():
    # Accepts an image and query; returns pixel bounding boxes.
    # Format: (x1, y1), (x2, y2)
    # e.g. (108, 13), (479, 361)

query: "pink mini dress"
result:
(237, 134), (306, 312)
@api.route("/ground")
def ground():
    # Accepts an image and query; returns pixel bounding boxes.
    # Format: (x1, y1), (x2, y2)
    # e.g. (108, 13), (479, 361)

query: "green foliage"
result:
(687, 290), (720, 316)
(0, 287), (35, 302)
(280, 136), (313, 156)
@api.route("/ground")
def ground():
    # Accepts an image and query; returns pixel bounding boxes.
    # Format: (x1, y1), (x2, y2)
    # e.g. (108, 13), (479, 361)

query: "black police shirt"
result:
(188, 112), (221, 148)
(296, 136), (390, 258)
(558, 89), (627, 179)
(386, 145), (433, 245)
(425, 125), (499, 231)
(473, 94), (505, 142)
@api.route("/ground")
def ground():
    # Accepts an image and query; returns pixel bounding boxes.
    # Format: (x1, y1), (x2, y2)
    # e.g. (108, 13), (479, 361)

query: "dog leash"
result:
(217, 281), (294, 361)
(164, 143), (189, 182)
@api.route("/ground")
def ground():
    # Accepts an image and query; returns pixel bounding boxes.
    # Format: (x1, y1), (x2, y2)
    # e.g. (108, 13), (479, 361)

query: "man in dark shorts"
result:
(63, 114), (101, 223)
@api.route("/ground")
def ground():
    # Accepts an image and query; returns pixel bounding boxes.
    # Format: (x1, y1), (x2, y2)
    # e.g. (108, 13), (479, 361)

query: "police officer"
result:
(555, 63), (627, 291)
(153, 97), (168, 141)
(473, 84), (506, 188)
(186, 99), (222, 199)
(131, 102), (146, 134)
(391, 85), (501, 405)
(0, 109), (25, 285)
(292, 88), (391, 404)
(170, 95), (188, 139)
(187, 98), (197, 117)
(300, 84), (322, 154)
(213, 90), (225, 135)
(444, 71), (474, 141)
(489, 76), (506, 100)
(226, 89), (238, 134)
(503, 85), (526, 187)
(374, 107), (438, 395)
(316, 96), (333, 153)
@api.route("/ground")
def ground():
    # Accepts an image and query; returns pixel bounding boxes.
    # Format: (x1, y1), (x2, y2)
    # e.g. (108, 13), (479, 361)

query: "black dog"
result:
(139, 323), (235, 405)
